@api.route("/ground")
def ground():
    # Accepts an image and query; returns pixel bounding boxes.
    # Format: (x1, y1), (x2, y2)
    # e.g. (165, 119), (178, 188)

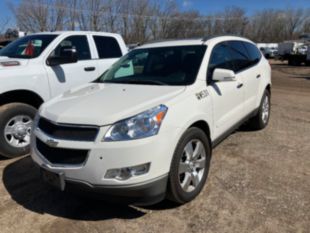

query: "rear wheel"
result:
(168, 127), (211, 204)
(0, 103), (36, 158)
(248, 90), (271, 130)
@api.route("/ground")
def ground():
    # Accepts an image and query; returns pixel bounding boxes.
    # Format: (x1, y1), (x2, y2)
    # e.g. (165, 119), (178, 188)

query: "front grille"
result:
(36, 138), (89, 165)
(38, 117), (98, 141)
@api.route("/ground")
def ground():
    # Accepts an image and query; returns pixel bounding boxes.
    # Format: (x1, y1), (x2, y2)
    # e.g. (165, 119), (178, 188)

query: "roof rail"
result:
(201, 34), (244, 42)
(142, 37), (204, 46)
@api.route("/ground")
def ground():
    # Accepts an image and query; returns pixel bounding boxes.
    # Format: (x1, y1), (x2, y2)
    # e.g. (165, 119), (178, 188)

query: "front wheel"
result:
(168, 127), (211, 204)
(0, 103), (36, 158)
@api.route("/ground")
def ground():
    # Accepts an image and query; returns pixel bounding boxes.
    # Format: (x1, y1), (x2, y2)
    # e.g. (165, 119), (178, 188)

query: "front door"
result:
(206, 42), (245, 139)
(45, 35), (98, 98)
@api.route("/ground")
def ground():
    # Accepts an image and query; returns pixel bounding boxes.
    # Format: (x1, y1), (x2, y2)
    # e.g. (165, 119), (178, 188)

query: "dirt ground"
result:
(0, 60), (309, 233)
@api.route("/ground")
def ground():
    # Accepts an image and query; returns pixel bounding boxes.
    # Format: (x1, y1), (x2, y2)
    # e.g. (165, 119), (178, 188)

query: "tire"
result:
(0, 103), (37, 158)
(248, 90), (271, 130)
(167, 127), (211, 204)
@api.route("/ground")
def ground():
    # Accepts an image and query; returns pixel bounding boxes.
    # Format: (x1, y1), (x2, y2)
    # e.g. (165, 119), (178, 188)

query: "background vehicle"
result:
(257, 43), (278, 58)
(31, 36), (271, 205)
(278, 36), (310, 66)
(0, 31), (127, 158)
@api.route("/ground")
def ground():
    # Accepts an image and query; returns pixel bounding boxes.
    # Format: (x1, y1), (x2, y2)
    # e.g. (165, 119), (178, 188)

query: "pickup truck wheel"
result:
(0, 103), (36, 158)
(168, 127), (211, 204)
(248, 90), (270, 130)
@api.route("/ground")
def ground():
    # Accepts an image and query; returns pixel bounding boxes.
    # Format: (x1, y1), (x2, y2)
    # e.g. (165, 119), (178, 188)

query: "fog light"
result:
(105, 163), (150, 180)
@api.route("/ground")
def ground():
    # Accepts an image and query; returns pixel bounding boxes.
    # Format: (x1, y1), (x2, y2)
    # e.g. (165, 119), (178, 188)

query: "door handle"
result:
(237, 83), (243, 89)
(84, 67), (96, 72)
(256, 74), (261, 79)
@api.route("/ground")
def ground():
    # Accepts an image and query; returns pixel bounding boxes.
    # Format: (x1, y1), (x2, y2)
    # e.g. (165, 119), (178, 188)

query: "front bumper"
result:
(65, 174), (168, 205)
(31, 123), (180, 204)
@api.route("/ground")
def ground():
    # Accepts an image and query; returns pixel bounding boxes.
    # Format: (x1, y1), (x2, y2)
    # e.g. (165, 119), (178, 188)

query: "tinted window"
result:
(244, 42), (261, 65)
(52, 36), (91, 60)
(207, 43), (234, 81)
(96, 45), (207, 86)
(0, 34), (58, 58)
(93, 36), (122, 59)
(227, 41), (251, 72)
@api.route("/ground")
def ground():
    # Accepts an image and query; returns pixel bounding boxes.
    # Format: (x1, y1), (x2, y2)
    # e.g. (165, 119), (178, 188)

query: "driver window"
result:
(207, 43), (234, 83)
(51, 36), (91, 61)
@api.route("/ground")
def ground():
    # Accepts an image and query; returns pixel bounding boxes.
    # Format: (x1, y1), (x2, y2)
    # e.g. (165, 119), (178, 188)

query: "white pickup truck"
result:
(0, 31), (127, 158)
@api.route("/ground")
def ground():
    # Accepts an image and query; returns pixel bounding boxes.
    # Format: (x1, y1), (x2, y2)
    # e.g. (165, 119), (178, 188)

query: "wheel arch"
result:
(188, 120), (212, 146)
(0, 90), (44, 109)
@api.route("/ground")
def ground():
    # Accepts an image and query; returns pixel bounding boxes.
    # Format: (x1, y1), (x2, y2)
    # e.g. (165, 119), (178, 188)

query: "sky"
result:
(176, 0), (310, 14)
(1, 0), (310, 28)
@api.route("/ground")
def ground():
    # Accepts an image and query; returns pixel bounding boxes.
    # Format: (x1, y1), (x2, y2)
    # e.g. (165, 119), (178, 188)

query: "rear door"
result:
(46, 35), (98, 97)
(92, 35), (123, 76)
(242, 42), (262, 114)
(207, 42), (245, 139)
(227, 41), (260, 115)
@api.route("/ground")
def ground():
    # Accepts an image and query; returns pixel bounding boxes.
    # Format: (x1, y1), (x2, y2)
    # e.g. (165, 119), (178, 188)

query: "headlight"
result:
(104, 105), (168, 141)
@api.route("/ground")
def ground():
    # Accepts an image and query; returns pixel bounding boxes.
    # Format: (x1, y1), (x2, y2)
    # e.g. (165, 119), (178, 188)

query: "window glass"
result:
(208, 43), (234, 81)
(52, 36), (91, 60)
(0, 34), (58, 58)
(244, 42), (262, 65)
(96, 45), (207, 86)
(93, 36), (122, 59)
(227, 41), (251, 72)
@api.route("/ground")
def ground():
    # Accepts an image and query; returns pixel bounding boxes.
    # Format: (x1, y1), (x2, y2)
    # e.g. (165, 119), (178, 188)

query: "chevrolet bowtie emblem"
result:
(45, 139), (59, 147)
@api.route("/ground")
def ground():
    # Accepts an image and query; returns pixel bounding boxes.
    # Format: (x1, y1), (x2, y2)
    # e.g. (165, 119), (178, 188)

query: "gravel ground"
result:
(0, 60), (309, 233)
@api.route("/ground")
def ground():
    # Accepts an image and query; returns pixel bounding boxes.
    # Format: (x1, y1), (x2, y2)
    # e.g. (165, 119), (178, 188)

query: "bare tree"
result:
(7, 0), (310, 43)
(0, 17), (10, 34)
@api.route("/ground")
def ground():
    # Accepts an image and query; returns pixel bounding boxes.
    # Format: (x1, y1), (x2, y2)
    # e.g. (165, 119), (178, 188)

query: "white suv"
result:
(31, 36), (271, 205)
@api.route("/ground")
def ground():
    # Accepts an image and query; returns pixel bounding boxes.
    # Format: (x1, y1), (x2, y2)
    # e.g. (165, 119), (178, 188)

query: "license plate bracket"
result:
(40, 167), (65, 191)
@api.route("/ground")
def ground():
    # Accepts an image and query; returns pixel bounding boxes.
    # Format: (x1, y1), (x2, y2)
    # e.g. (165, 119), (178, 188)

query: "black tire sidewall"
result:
(168, 127), (211, 204)
(0, 103), (37, 158)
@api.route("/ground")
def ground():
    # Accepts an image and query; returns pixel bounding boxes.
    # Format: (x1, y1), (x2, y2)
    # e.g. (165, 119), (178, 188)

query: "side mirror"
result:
(212, 68), (236, 82)
(47, 46), (78, 66)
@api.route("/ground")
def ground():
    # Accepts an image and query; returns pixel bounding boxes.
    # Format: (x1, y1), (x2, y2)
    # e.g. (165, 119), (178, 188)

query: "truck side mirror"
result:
(212, 68), (236, 82)
(47, 46), (78, 66)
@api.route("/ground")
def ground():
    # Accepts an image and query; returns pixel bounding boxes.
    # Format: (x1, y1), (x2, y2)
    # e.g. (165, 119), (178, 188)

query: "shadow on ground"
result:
(0, 154), (9, 160)
(2, 156), (150, 221)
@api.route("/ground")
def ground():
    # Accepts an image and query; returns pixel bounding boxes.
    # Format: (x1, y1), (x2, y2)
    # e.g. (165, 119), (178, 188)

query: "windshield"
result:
(96, 45), (207, 86)
(0, 34), (58, 59)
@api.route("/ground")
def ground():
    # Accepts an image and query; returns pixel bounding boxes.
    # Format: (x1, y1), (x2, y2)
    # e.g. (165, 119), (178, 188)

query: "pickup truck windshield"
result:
(97, 45), (207, 86)
(0, 34), (58, 59)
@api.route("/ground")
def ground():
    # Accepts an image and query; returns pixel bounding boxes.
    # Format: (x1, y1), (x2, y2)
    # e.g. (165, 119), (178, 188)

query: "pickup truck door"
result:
(90, 35), (124, 76)
(45, 35), (99, 98)
(207, 42), (245, 139)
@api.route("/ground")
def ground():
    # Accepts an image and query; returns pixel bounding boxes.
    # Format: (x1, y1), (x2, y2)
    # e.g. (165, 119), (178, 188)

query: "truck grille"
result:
(38, 117), (98, 141)
(36, 138), (89, 165)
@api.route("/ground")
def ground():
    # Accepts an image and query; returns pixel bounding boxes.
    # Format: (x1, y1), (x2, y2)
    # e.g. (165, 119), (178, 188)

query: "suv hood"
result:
(0, 56), (29, 69)
(41, 83), (186, 126)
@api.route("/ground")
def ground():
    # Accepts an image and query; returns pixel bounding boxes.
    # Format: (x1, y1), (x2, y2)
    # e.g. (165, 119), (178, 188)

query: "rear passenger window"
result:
(93, 36), (122, 59)
(244, 42), (262, 65)
(208, 43), (234, 82)
(227, 41), (251, 72)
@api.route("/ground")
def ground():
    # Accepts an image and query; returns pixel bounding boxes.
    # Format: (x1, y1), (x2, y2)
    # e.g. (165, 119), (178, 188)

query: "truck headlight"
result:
(104, 105), (168, 141)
